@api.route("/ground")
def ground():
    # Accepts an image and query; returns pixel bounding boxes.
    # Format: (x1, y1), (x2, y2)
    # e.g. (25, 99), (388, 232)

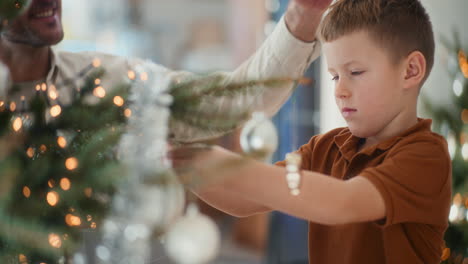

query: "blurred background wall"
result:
(56, 0), (468, 263)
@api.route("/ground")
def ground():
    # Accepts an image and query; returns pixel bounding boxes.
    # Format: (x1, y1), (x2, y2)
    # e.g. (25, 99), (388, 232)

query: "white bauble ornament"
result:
(240, 112), (278, 160)
(164, 204), (220, 264)
(132, 174), (186, 229)
(452, 72), (466, 97)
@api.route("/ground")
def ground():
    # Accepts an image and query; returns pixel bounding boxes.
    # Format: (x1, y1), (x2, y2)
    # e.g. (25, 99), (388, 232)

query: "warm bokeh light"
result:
(10, 102), (16, 112)
(12, 117), (22, 131)
(124, 108), (132, 118)
(65, 157), (79, 171)
(93, 86), (106, 98)
(60, 178), (71, 191)
(18, 254), (27, 263)
(22, 186), (31, 198)
(458, 50), (468, 78)
(41, 83), (47, 92)
(47, 191), (59, 206)
(65, 214), (82, 227)
(50, 105), (62, 117)
(441, 247), (451, 261)
(40, 144), (47, 153)
(84, 188), (93, 198)
(90, 222), (97, 229)
(454, 193), (463, 206)
(35, 84), (41, 91)
(87, 215), (93, 221)
(48, 233), (62, 248)
(127, 70), (136, 80)
(462, 109), (468, 124)
(57, 136), (67, 148)
(113, 96), (125, 107)
(95, 78), (101, 85)
(140, 72), (148, 81)
(92, 58), (102, 68)
(48, 85), (58, 100)
(47, 179), (55, 188)
(26, 147), (35, 158)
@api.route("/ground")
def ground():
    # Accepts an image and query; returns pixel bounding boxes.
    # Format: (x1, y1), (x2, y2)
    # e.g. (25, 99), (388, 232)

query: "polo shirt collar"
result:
(47, 48), (60, 84)
(334, 118), (433, 161)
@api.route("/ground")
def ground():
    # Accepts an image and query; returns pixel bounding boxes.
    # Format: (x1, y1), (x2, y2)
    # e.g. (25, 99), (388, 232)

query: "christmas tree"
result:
(0, 1), (305, 262)
(424, 32), (468, 263)
(0, 64), (296, 263)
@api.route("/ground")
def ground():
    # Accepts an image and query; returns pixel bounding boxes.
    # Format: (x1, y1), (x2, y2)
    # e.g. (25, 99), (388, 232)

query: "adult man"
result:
(0, 0), (331, 141)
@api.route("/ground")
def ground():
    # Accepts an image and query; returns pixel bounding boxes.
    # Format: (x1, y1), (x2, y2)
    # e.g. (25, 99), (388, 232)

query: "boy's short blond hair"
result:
(320, 0), (435, 84)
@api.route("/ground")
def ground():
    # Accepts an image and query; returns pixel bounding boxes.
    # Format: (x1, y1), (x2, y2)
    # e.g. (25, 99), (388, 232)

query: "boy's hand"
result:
(169, 145), (243, 188)
(285, 0), (333, 42)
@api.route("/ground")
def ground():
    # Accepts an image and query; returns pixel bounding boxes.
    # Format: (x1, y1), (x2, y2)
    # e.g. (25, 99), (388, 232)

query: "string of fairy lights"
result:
(0, 57), (157, 261)
(447, 50), (468, 228)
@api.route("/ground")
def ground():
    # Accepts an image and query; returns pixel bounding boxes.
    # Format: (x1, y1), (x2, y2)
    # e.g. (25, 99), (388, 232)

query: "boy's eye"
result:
(331, 75), (339, 81)
(351, 71), (364, 76)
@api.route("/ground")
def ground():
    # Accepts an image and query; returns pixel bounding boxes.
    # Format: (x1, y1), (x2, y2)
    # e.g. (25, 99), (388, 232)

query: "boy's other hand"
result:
(285, 0), (333, 42)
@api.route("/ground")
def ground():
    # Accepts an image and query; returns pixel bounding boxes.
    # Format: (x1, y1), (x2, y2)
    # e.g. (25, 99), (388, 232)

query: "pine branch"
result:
(170, 75), (308, 132)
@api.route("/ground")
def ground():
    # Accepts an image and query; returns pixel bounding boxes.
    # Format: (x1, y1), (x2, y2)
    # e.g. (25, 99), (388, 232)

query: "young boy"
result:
(171, 0), (451, 263)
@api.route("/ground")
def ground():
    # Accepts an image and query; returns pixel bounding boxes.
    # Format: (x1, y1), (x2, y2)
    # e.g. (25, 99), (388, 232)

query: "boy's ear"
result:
(403, 51), (426, 90)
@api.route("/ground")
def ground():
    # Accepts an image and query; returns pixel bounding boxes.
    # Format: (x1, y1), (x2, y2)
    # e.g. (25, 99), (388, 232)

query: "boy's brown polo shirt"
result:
(277, 119), (451, 264)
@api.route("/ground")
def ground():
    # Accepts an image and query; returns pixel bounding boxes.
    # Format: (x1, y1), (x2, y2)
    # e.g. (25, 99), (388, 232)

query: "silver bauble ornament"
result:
(240, 111), (278, 160)
(164, 204), (220, 264)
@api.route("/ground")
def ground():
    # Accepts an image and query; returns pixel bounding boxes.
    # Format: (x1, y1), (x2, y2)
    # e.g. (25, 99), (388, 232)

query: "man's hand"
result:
(292, 0), (334, 11)
(285, 0), (334, 42)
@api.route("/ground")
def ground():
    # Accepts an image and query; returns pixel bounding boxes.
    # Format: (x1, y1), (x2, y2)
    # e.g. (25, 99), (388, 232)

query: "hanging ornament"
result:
(97, 174), (186, 264)
(452, 72), (466, 97)
(449, 193), (465, 223)
(240, 111), (278, 160)
(132, 172), (186, 229)
(164, 203), (220, 264)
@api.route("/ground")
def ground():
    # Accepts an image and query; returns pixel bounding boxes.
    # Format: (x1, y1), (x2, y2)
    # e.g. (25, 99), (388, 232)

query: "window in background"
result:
(267, 0), (321, 263)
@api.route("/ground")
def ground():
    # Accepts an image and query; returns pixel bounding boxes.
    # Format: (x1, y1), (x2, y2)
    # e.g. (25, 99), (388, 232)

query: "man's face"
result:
(2, 0), (63, 46)
(323, 31), (408, 139)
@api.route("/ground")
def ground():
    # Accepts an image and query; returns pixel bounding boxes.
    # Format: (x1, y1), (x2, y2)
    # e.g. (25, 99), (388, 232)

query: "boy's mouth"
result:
(342, 107), (357, 118)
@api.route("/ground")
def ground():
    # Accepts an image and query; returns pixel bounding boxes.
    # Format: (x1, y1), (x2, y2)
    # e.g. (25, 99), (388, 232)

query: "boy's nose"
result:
(334, 81), (351, 99)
